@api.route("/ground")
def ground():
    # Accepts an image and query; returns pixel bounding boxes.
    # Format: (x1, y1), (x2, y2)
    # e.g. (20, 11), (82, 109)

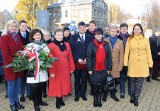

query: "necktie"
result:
(81, 36), (84, 44)
(23, 34), (26, 38)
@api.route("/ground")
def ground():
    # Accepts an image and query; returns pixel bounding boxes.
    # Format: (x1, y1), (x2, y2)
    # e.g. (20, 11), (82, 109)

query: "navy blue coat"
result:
(69, 33), (94, 62)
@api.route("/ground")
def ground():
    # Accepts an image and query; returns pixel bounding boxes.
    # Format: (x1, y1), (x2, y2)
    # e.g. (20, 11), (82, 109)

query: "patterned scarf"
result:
(8, 31), (18, 42)
(119, 32), (130, 46)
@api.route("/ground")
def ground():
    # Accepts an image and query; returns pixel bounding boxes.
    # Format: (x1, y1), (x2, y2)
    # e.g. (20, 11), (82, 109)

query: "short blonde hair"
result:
(2, 20), (18, 36)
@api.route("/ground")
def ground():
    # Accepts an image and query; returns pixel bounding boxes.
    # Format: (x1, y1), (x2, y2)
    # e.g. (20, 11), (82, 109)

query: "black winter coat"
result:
(86, 41), (112, 85)
(86, 41), (112, 71)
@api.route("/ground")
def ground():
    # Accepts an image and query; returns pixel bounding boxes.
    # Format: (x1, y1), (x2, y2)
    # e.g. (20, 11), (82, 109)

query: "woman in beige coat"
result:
(124, 23), (153, 106)
(104, 25), (124, 102)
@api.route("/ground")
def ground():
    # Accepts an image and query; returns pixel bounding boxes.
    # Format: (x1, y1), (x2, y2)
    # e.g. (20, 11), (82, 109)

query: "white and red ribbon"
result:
(21, 47), (40, 80)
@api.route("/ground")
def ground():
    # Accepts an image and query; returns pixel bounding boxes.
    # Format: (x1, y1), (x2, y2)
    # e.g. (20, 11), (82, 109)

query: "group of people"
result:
(0, 19), (157, 111)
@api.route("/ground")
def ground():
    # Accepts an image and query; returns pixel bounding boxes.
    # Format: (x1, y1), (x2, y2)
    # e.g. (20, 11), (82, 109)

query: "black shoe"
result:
(134, 97), (138, 106)
(10, 105), (18, 111)
(152, 77), (160, 81)
(15, 101), (24, 109)
(34, 105), (40, 111)
(20, 95), (25, 102)
(111, 95), (119, 102)
(74, 97), (79, 102)
(27, 95), (32, 100)
(120, 93), (125, 99)
(130, 95), (135, 103)
(43, 93), (47, 98)
(97, 96), (102, 107)
(146, 76), (150, 82)
(68, 93), (72, 96)
(60, 98), (65, 106)
(93, 97), (98, 107)
(56, 97), (61, 109)
(102, 93), (107, 102)
(39, 101), (48, 106)
(81, 96), (87, 101)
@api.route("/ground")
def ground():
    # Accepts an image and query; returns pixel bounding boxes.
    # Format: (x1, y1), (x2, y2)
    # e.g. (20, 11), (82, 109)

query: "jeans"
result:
(8, 77), (21, 105)
(120, 73), (131, 95)
(19, 76), (30, 96)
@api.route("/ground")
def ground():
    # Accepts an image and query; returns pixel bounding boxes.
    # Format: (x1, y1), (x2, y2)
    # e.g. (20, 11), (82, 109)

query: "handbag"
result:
(104, 74), (115, 91)
(89, 70), (107, 86)
(26, 70), (34, 77)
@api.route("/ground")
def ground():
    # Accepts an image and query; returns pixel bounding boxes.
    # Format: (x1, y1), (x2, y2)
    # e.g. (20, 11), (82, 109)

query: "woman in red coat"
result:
(0, 20), (24, 111)
(48, 28), (75, 109)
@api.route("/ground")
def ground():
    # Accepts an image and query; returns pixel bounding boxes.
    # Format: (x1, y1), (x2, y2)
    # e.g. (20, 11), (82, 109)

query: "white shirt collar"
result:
(79, 33), (85, 40)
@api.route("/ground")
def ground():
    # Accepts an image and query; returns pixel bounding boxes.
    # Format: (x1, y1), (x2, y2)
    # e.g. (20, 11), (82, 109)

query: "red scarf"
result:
(93, 39), (106, 71)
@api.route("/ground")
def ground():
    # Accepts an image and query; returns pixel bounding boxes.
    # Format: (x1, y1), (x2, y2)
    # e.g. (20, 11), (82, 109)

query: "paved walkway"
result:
(0, 77), (160, 111)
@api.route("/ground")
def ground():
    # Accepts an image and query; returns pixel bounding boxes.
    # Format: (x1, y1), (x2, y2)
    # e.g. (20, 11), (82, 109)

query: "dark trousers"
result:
(74, 69), (87, 97)
(0, 75), (3, 83)
(152, 60), (160, 78)
(130, 78), (144, 98)
(29, 82), (44, 106)
(120, 73), (131, 95)
(42, 81), (47, 94)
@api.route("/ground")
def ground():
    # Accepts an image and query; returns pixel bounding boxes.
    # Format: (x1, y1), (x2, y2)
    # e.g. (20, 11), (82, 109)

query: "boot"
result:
(56, 97), (61, 109)
(134, 97), (138, 106)
(93, 96), (98, 107)
(97, 95), (102, 107)
(111, 95), (119, 102)
(130, 94), (135, 103)
(20, 95), (25, 102)
(60, 97), (65, 106)
(34, 105), (40, 111)
(10, 105), (18, 111)
(146, 76), (150, 82)
(102, 92), (107, 102)
(15, 101), (24, 109)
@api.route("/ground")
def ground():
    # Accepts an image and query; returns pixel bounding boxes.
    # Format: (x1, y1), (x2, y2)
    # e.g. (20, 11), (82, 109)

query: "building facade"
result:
(48, 0), (108, 31)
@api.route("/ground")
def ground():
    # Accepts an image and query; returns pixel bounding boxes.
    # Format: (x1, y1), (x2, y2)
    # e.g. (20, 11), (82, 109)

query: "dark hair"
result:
(29, 29), (44, 42)
(63, 27), (70, 31)
(19, 20), (27, 25)
(120, 23), (128, 28)
(129, 23), (144, 39)
(89, 20), (96, 26)
(78, 21), (85, 27)
(54, 28), (63, 35)
(94, 27), (103, 35)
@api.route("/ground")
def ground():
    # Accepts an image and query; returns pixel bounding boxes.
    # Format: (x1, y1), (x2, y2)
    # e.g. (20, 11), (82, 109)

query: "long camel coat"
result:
(104, 38), (124, 78)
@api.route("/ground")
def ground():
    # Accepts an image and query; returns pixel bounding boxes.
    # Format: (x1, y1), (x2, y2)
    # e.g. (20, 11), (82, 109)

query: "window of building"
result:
(65, 10), (68, 18)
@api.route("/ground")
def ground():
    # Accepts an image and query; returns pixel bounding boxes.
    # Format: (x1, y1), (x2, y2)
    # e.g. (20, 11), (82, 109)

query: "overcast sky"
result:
(0, 0), (160, 17)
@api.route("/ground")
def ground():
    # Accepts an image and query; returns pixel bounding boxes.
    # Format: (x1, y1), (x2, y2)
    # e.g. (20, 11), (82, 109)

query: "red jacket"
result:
(0, 34), (24, 80)
(48, 42), (75, 97)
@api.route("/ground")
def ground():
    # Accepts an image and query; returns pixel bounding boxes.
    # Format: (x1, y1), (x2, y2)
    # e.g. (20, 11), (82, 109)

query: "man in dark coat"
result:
(149, 30), (160, 81)
(117, 23), (131, 99)
(70, 21), (94, 101)
(18, 20), (31, 102)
